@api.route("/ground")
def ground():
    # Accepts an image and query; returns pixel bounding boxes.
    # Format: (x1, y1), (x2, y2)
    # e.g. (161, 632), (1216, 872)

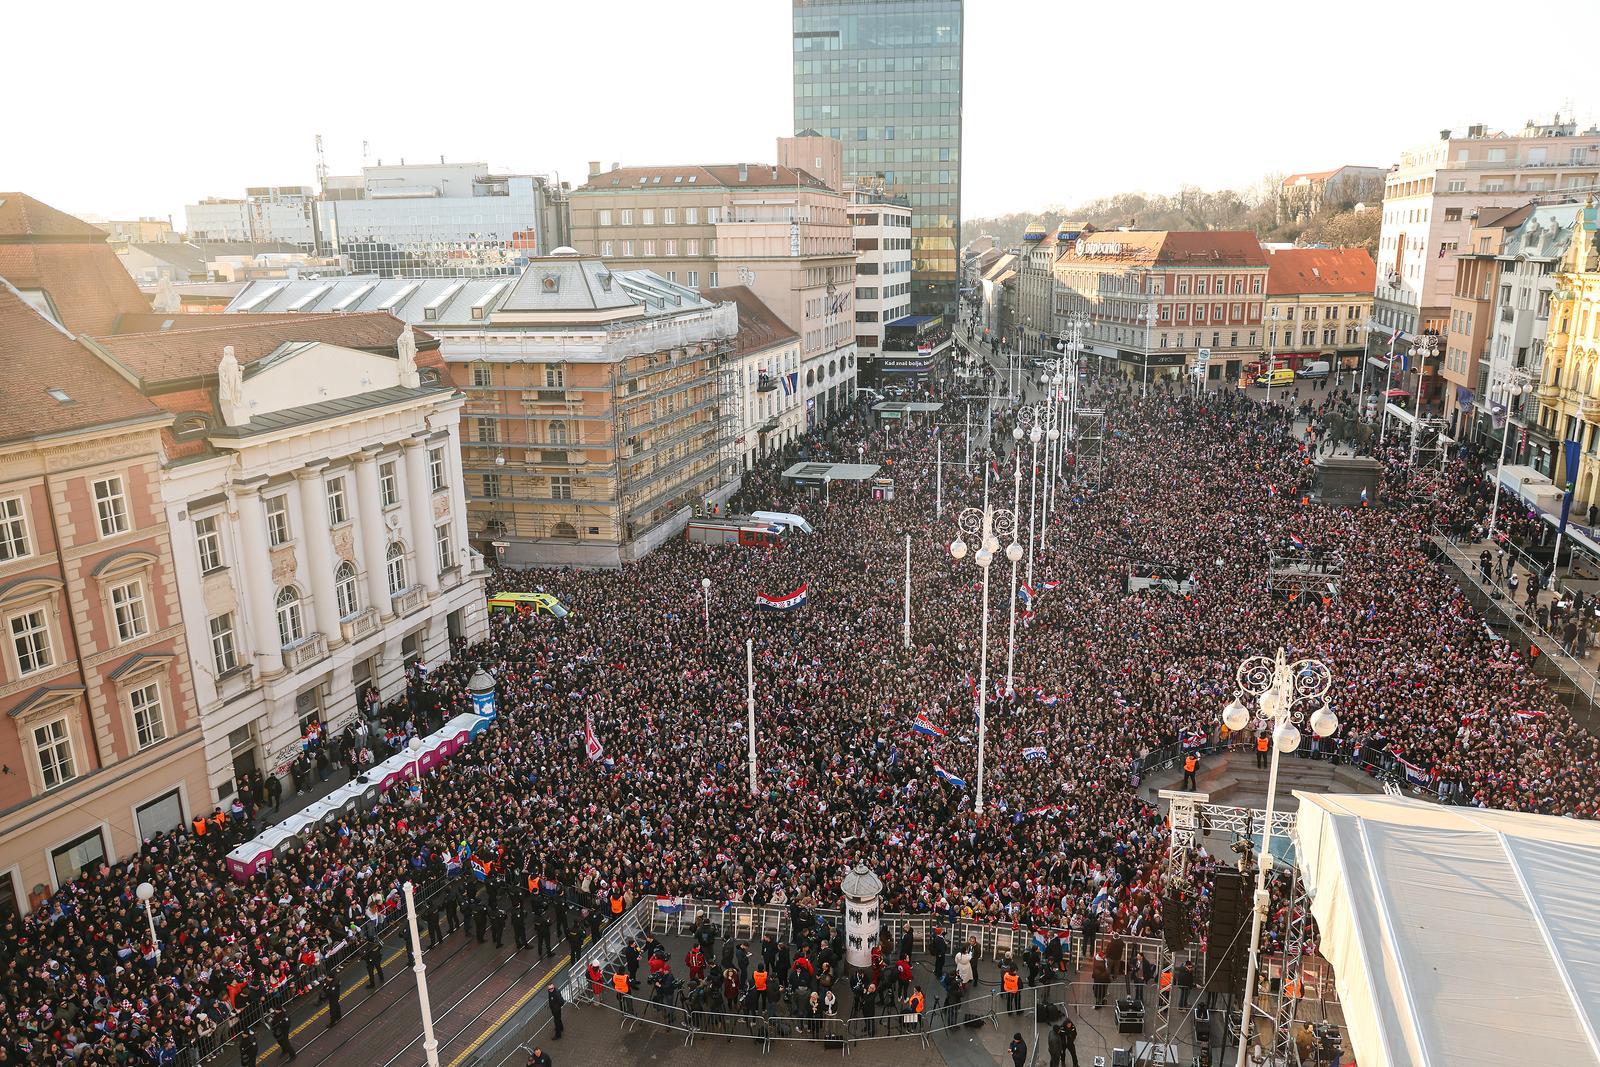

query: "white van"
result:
(1297, 360), (1331, 380)
(751, 510), (814, 535)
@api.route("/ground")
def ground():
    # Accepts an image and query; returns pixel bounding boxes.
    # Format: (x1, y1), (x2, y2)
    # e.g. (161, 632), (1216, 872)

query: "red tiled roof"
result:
(88, 313), (429, 386)
(702, 286), (798, 357)
(1265, 247), (1377, 296)
(1156, 231), (1269, 267)
(577, 164), (830, 192)
(0, 193), (149, 335)
(0, 283), (165, 446)
(1281, 170), (1341, 186)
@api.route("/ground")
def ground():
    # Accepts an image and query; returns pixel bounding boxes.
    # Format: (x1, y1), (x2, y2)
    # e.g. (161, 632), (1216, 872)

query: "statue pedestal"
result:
(1312, 454), (1383, 508)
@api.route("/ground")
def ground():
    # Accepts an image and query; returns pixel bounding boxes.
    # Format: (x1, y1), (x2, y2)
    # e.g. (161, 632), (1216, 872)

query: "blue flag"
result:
(1559, 438), (1581, 542)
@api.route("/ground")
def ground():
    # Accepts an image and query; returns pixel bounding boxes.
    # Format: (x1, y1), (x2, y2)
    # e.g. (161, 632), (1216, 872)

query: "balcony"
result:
(758, 374), (779, 393)
(1582, 397), (1600, 421)
(759, 416), (781, 434)
(392, 585), (428, 617)
(1501, 306), (1516, 323)
(340, 608), (380, 644)
(284, 632), (328, 672)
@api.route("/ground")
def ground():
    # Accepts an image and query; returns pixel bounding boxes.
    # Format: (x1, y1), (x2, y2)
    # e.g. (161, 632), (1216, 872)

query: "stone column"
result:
(296, 463), (342, 643)
(233, 482), (284, 676)
(403, 435), (440, 595)
(353, 448), (393, 617)
(444, 425), (471, 574)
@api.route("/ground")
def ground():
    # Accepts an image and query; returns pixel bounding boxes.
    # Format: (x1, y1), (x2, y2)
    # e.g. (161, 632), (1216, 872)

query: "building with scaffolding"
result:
(223, 254), (744, 568)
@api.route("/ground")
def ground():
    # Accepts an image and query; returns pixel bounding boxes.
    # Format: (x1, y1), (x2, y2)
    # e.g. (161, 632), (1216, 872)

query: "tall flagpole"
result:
(746, 638), (757, 795)
(903, 533), (912, 650)
(935, 436), (943, 518)
(403, 882), (441, 1067)
(1005, 447), (1022, 696)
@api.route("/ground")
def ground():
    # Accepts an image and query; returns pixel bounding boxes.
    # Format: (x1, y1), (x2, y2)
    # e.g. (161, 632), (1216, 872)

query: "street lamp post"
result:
(136, 881), (160, 964)
(1487, 371), (1531, 541)
(701, 577), (711, 640)
(408, 735), (424, 802)
(949, 475), (1021, 815)
(1003, 446), (1025, 697)
(1220, 649), (1336, 1067)
(1015, 410), (1045, 587)
(403, 881), (442, 1067)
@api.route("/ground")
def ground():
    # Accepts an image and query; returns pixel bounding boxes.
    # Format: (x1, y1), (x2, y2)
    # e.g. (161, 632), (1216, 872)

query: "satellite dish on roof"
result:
(551, 246), (579, 256)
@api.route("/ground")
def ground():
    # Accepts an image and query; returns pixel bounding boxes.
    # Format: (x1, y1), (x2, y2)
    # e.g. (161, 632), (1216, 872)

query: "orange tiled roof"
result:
(1265, 247), (1377, 296)
(702, 286), (798, 357)
(0, 192), (149, 336)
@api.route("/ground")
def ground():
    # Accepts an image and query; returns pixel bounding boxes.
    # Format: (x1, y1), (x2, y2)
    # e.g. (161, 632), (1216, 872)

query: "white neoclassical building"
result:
(89, 315), (487, 801)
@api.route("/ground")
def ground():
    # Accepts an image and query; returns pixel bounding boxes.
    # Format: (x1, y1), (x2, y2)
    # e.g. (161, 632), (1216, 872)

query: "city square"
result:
(5, 3), (1600, 1067)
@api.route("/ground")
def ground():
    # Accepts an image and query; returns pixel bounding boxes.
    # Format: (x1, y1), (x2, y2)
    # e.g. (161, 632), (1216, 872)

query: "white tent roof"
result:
(1294, 792), (1600, 1067)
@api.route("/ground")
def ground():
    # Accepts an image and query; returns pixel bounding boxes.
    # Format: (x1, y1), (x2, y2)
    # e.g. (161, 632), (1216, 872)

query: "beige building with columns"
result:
(84, 314), (487, 802)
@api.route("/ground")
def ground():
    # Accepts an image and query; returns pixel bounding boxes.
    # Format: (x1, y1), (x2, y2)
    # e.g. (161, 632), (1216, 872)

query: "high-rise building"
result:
(792, 0), (962, 323)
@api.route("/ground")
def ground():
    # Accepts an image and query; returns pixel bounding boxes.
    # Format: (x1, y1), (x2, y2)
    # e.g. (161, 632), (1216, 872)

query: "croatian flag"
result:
(1032, 929), (1049, 953)
(1041, 580), (1059, 592)
(1018, 584), (1035, 607)
(912, 712), (946, 738)
(1397, 757), (1430, 787)
(584, 711), (604, 762)
(1289, 533), (1305, 549)
(656, 896), (685, 915)
(1013, 805), (1061, 825)
(965, 672), (980, 706)
(1022, 746), (1047, 761)
(1513, 710), (1548, 722)
(933, 762), (967, 789)
(1360, 486), (1370, 507)
(1268, 484), (1277, 498)
(755, 583), (809, 611)
(1038, 694), (1059, 707)
(444, 853), (462, 876)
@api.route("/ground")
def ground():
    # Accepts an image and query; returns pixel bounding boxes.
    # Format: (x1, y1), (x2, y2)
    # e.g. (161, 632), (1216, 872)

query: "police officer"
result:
(566, 924), (583, 963)
(552, 893), (569, 939)
(490, 905), (507, 949)
(547, 983), (565, 1039)
(237, 1025), (258, 1067)
(425, 895), (443, 949)
(444, 880), (461, 935)
(511, 906), (528, 952)
(473, 897), (489, 944)
(321, 975), (342, 1028)
(526, 1047), (552, 1067)
(268, 1006), (296, 1061)
(364, 936), (384, 989)
(930, 926), (949, 981)
(534, 906), (552, 956)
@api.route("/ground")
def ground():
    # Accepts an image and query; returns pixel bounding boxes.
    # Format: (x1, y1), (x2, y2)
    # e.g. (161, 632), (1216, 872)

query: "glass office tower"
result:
(793, 0), (962, 322)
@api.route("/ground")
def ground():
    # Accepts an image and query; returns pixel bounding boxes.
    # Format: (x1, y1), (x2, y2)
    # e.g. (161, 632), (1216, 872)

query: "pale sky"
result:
(6, 0), (1595, 226)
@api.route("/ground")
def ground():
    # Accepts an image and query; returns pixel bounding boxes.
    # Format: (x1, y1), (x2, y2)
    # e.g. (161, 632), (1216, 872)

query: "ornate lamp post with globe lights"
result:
(1013, 406), (1047, 587)
(1220, 648), (1337, 1067)
(949, 483), (1021, 815)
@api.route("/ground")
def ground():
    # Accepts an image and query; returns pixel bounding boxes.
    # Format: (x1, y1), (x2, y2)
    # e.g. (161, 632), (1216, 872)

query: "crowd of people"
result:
(7, 354), (1600, 1066)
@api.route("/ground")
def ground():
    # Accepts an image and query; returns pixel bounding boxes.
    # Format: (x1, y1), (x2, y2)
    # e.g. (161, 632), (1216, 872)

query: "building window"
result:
(471, 363), (493, 388)
(598, 209), (612, 227)
(707, 207), (720, 224)
(110, 580), (148, 643)
(428, 448), (446, 492)
(642, 240), (656, 256)
(549, 419), (568, 445)
(688, 271), (699, 288)
(0, 496), (29, 562)
(325, 477), (348, 525)
(275, 587), (303, 647)
(622, 241), (634, 257)
(379, 462), (399, 508)
(334, 561), (360, 618)
(665, 240), (677, 256)
(663, 208), (676, 224)
(435, 523), (453, 573)
(265, 494), (290, 547)
(545, 365), (566, 388)
(209, 613), (237, 674)
(93, 477), (129, 537)
(50, 826), (104, 887)
(134, 789), (184, 841)
(551, 475), (572, 500)
(128, 681), (165, 749)
(619, 209), (634, 225)
(35, 718), (76, 791)
(482, 474), (501, 499)
(385, 543), (407, 595)
(709, 272), (719, 287)
(194, 514), (223, 572)
(641, 209), (655, 225)
(686, 207), (699, 224)
(10, 608), (52, 675)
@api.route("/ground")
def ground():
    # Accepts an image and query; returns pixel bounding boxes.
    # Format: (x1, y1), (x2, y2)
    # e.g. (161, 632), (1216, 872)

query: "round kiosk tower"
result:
(840, 863), (884, 969)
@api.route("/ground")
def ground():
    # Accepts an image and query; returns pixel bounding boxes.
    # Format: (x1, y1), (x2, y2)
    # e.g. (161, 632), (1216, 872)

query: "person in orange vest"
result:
(191, 815), (208, 839)
(1182, 752), (1198, 790)
(1002, 966), (1021, 1015)
(611, 969), (632, 1015)
(609, 889), (625, 920)
(1256, 732), (1270, 769)
(752, 962), (769, 1010)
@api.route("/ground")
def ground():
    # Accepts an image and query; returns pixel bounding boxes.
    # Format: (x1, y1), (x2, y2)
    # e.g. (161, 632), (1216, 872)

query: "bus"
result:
(685, 520), (784, 548)
(487, 591), (570, 618)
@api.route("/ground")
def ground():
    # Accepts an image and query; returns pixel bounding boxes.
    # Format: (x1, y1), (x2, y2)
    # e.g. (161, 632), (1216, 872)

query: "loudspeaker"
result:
(1162, 886), (1191, 952)
(1207, 869), (1251, 997)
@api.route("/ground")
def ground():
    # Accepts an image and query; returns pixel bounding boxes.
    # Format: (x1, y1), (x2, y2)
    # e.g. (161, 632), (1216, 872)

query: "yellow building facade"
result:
(1537, 201), (1600, 508)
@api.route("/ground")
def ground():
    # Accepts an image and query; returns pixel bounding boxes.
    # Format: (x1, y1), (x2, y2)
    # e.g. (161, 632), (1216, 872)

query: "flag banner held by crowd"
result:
(1396, 757), (1430, 786)
(912, 712), (946, 738)
(656, 896), (686, 915)
(1513, 710), (1548, 721)
(1041, 580), (1059, 592)
(471, 855), (493, 881)
(1290, 533), (1305, 549)
(1022, 745), (1047, 761)
(584, 711), (604, 762)
(755, 582), (809, 611)
(933, 762), (967, 788)
(1038, 693), (1059, 707)
(1018, 583), (1035, 607)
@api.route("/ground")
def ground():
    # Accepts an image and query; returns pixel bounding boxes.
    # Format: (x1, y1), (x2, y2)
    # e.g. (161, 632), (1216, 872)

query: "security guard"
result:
(612, 969), (632, 1016)
(1256, 731), (1270, 769)
(1002, 966), (1021, 1015)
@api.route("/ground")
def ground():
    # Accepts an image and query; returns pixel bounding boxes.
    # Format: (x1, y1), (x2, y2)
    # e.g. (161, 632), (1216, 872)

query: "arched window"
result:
(549, 420), (568, 445)
(385, 543), (407, 596)
(806, 369), (815, 387)
(334, 561), (359, 618)
(828, 360), (837, 378)
(275, 587), (303, 648)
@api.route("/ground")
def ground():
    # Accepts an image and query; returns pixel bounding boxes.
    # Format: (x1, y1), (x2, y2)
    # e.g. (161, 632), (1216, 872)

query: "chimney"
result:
(611, 162), (620, 172)
(1439, 128), (1452, 141)
(588, 161), (603, 178)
